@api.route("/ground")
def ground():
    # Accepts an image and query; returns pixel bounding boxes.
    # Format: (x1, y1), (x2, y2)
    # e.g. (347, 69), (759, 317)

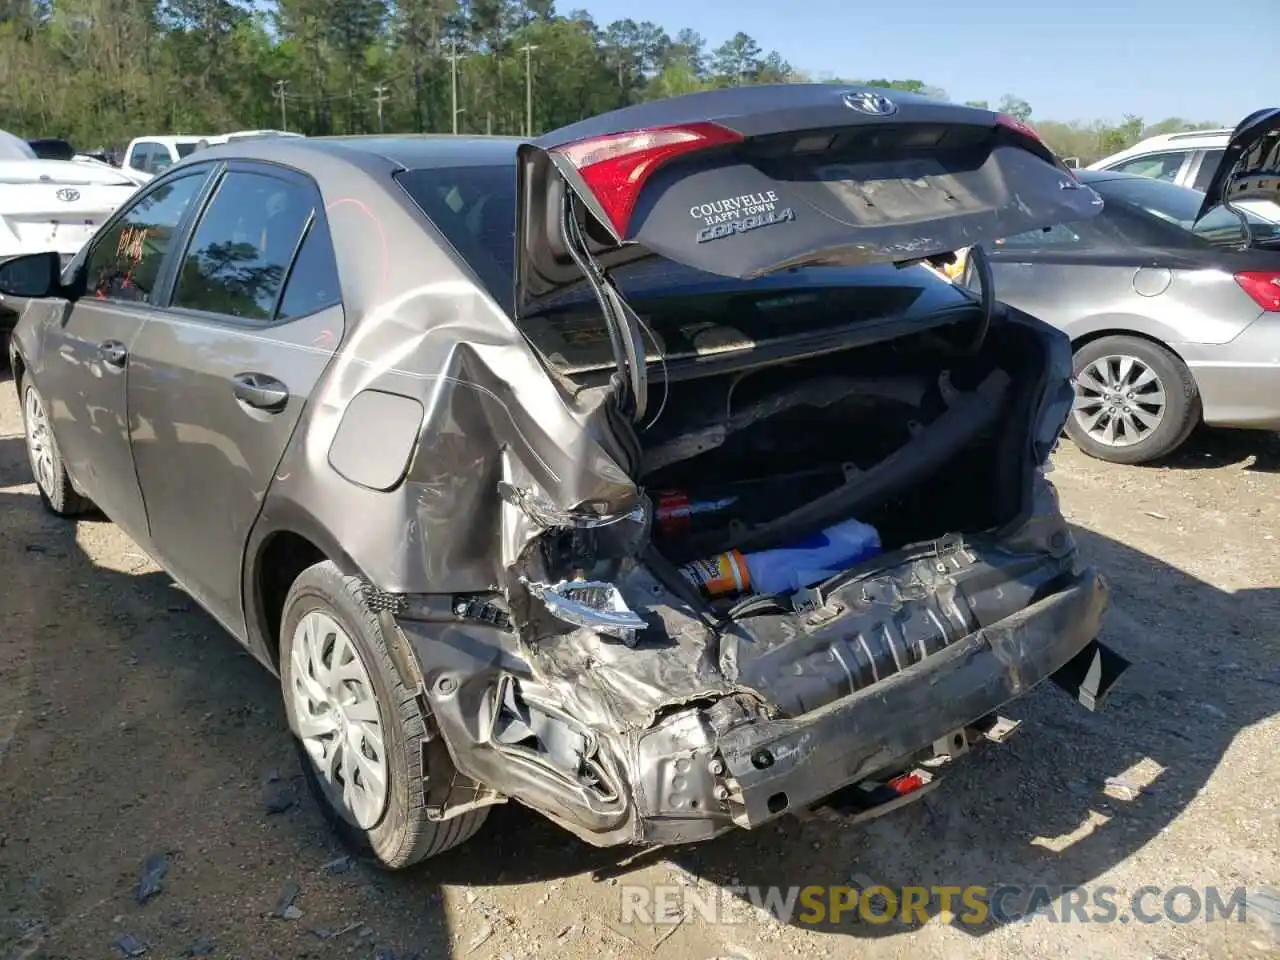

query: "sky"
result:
(573, 0), (1279, 126)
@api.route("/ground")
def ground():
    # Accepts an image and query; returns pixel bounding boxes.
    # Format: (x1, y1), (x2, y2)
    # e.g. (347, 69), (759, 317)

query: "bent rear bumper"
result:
(396, 562), (1117, 847)
(713, 566), (1112, 829)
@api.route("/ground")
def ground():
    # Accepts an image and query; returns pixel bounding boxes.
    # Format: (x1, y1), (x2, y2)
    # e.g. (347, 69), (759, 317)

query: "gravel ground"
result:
(1, 370), (1278, 960)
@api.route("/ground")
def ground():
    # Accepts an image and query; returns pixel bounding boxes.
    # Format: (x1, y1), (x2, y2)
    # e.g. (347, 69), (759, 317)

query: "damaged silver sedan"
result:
(3, 84), (1133, 866)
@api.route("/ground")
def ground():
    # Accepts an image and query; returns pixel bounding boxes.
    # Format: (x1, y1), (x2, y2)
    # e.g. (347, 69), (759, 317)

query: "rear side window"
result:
(172, 169), (336, 322)
(276, 221), (341, 321)
(85, 174), (206, 303)
(397, 165), (516, 307)
(1107, 151), (1187, 183)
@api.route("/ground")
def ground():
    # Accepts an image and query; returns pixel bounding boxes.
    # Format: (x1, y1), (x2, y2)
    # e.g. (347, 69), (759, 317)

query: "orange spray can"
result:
(679, 550), (752, 598)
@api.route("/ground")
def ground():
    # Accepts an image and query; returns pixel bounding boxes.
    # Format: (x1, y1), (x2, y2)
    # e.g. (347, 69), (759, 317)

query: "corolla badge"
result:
(55, 188), (80, 202)
(843, 91), (897, 117)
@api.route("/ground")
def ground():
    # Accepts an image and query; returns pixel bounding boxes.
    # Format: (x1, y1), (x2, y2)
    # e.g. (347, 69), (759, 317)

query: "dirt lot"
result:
(1, 370), (1278, 960)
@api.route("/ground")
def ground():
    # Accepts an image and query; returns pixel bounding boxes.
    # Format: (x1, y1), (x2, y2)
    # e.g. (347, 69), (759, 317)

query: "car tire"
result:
(1065, 335), (1200, 465)
(18, 376), (91, 516)
(279, 560), (488, 868)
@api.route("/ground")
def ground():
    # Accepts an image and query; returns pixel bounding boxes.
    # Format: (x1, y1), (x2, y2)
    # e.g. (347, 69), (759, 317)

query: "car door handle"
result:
(98, 340), (128, 368)
(231, 372), (290, 413)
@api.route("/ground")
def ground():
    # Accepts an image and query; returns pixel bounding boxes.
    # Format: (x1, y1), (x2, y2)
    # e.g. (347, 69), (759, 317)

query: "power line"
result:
(273, 79), (288, 130)
(445, 38), (466, 134)
(372, 83), (389, 133)
(518, 43), (538, 137)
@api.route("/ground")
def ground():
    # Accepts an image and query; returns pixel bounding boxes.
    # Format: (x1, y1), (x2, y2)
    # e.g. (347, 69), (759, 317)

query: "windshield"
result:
(1094, 176), (1280, 246)
(0, 130), (37, 161)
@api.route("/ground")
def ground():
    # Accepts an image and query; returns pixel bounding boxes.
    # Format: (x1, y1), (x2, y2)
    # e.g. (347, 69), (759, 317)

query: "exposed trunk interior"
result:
(629, 313), (1050, 606)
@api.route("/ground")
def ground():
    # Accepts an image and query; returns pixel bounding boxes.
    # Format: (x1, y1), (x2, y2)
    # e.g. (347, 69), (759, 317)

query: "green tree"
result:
(998, 93), (1032, 121)
(711, 31), (761, 85)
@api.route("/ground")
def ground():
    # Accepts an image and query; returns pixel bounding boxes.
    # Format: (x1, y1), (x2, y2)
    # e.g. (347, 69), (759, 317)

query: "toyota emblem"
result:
(55, 188), (80, 202)
(843, 91), (898, 117)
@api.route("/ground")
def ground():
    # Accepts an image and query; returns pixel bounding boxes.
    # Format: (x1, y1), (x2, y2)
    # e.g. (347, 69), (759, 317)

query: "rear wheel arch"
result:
(251, 528), (342, 670)
(1070, 327), (1189, 364)
(9, 344), (24, 386)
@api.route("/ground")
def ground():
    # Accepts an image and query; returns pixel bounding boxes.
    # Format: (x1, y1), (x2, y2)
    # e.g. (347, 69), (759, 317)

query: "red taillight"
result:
(1235, 271), (1280, 311)
(552, 122), (744, 238)
(996, 113), (1043, 144)
(886, 772), (926, 796)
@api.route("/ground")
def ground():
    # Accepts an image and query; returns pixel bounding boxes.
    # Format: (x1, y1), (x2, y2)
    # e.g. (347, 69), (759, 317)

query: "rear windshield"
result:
(1095, 176), (1280, 247)
(397, 164), (973, 373)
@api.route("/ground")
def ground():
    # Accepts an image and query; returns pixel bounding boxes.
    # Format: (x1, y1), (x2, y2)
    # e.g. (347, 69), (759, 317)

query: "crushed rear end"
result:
(384, 85), (1127, 846)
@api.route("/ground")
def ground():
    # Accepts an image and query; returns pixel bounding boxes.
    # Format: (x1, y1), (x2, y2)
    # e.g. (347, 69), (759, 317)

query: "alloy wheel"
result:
(287, 611), (389, 830)
(1072, 354), (1167, 448)
(23, 386), (57, 498)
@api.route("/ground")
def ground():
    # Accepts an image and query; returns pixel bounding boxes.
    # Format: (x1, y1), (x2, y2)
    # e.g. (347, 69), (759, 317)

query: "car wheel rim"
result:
(288, 611), (389, 830)
(1072, 354), (1167, 448)
(23, 386), (57, 498)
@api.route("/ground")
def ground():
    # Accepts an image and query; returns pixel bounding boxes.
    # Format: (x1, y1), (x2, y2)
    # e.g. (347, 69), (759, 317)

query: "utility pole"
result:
(445, 39), (465, 134)
(372, 84), (389, 133)
(519, 43), (538, 137)
(273, 80), (288, 131)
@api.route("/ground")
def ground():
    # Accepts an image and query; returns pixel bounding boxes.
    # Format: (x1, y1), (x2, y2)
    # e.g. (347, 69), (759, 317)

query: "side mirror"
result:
(0, 251), (61, 299)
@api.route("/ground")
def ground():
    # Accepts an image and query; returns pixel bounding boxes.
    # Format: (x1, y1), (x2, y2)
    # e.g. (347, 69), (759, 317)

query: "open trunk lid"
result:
(515, 84), (1103, 317)
(1196, 107), (1280, 227)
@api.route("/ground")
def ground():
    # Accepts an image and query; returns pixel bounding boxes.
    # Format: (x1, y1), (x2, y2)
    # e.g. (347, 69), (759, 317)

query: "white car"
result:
(202, 129), (303, 146)
(1088, 126), (1280, 222)
(120, 135), (209, 182)
(0, 131), (141, 266)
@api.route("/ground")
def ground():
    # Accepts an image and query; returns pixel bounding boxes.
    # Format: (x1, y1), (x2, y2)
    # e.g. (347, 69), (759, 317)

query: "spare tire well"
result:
(257, 531), (326, 668)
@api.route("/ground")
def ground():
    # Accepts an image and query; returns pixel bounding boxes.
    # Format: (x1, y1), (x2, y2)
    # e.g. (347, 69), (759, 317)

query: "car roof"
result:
(129, 135), (208, 146)
(310, 135), (521, 169)
(1087, 129), (1231, 170)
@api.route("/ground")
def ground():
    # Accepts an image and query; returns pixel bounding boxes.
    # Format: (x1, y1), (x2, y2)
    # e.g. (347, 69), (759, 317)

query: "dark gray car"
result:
(978, 167), (1280, 464)
(2, 85), (1130, 867)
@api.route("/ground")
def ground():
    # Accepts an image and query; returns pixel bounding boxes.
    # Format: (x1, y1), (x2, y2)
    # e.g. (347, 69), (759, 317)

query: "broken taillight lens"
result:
(1235, 271), (1280, 311)
(551, 122), (744, 238)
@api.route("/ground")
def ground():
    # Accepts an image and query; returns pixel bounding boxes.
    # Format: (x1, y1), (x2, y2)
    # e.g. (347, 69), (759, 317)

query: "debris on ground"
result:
(466, 920), (494, 953)
(112, 931), (148, 956)
(271, 882), (302, 920)
(322, 855), (355, 874)
(134, 853), (170, 905)
(309, 920), (364, 941)
(182, 934), (217, 957)
(263, 782), (296, 814)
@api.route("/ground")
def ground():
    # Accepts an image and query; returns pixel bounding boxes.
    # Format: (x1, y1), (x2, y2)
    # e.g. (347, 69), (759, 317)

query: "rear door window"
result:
(84, 173), (207, 303)
(171, 169), (326, 322)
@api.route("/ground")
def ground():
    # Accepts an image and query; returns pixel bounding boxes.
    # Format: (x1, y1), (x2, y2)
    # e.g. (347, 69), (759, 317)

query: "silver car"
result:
(979, 132), (1280, 464)
(1, 86), (1131, 867)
